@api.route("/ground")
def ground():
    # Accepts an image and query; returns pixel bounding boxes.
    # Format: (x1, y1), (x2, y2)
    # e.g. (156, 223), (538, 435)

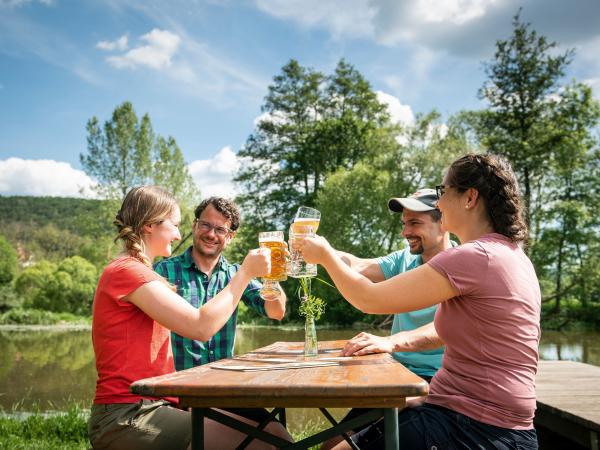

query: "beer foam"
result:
(294, 217), (320, 223)
(259, 236), (285, 243)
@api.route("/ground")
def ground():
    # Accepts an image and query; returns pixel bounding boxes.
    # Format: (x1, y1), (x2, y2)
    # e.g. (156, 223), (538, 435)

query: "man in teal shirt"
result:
(339, 188), (454, 380)
(321, 189), (454, 448)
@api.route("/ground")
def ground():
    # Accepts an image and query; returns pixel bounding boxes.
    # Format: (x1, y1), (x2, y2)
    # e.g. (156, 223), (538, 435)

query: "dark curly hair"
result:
(446, 153), (528, 243)
(194, 197), (241, 231)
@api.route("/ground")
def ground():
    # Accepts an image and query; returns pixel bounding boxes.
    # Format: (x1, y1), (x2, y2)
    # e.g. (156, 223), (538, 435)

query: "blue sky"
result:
(1, 0), (599, 198)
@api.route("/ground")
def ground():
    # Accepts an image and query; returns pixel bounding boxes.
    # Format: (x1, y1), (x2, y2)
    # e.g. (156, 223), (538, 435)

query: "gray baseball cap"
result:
(388, 188), (438, 213)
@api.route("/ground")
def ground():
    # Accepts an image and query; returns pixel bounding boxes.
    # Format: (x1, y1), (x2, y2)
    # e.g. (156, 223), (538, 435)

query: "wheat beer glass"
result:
(289, 206), (320, 278)
(258, 230), (287, 300)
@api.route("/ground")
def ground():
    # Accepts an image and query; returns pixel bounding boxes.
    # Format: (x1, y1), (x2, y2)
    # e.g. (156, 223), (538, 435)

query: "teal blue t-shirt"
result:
(376, 248), (444, 377)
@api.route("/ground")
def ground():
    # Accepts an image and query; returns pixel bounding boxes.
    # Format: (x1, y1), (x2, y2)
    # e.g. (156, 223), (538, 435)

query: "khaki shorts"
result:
(88, 399), (191, 450)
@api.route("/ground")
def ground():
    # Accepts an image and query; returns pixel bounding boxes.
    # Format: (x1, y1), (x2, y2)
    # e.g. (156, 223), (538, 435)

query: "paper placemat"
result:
(233, 356), (351, 364)
(211, 361), (340, 371)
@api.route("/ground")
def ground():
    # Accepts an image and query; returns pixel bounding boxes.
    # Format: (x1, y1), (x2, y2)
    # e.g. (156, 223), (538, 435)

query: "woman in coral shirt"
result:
(88, 185), (290, 450)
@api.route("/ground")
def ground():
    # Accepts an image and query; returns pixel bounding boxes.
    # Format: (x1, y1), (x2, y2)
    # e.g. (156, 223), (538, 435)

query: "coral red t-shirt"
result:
(92, 256), (176, 404)
(427, 233), (541, 429)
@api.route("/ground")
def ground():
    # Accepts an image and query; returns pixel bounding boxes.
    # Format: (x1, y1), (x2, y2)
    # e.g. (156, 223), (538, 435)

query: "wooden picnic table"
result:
(131, 340), (429, 449)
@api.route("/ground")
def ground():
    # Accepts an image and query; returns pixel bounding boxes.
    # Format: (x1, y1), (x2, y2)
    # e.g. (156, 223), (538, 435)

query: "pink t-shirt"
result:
(427, 233), (541, 429)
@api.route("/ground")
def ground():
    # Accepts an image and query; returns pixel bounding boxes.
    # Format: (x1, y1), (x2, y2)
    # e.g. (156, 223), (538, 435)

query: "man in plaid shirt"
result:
(154, 196), (287, 371)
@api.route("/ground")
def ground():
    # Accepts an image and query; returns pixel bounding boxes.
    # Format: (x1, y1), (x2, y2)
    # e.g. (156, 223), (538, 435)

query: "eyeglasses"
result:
(435, 185), (451, 200)
(195, 220), (231, 237)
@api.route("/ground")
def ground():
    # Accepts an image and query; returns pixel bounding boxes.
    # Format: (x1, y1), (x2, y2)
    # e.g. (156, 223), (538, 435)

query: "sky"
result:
(1, 0), (599, 199)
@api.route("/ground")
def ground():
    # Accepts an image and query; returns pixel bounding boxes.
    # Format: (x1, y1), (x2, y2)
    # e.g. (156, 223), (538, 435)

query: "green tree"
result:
(14, 257), (97, 315)
(15, 260), (56, 307)
(81, 101), (199, 204)
(464, 11), (600, 318)
(0, 235), (18, 284)
(472, 11), (574, 231)
(529, 83), (600, 312)
(235, 59), (394, 229)
(313, 112), (469, 324)
(82, 102), (153, 198)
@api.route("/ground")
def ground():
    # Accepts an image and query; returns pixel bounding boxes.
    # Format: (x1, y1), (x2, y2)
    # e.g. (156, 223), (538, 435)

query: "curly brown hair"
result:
(114, 186), (178, 266)
(194, 197), (241, 231)
(446, 153), (528, 243)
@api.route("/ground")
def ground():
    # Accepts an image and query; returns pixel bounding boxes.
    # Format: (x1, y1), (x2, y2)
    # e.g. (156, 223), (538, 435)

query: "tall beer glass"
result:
(258, 230), (287, 300)
(289, 206), (320, 278)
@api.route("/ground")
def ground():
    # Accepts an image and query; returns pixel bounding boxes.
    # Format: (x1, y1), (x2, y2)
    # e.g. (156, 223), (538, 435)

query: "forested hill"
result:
(0, 195), (113, 235)
(0, 195), (116, 268)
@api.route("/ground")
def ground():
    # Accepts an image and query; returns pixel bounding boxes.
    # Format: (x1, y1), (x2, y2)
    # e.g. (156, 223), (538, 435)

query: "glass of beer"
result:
(289, 206), (320, 278)
(258, 230), (287, 300)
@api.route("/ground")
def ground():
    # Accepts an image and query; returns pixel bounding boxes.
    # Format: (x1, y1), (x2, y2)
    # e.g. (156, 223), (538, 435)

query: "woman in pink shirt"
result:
(300, 154), (540, 450)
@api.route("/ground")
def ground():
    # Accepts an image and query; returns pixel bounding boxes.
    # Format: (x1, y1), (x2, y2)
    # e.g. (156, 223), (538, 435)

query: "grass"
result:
(0, 406), (89, 450)
(0, 407), (327, 449)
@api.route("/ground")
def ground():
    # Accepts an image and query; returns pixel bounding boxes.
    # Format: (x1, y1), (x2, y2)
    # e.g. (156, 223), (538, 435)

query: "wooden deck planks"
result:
(536, 360), (600, 449)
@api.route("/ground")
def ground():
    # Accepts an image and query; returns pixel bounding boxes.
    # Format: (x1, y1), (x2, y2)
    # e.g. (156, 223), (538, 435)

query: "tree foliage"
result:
(81, 101), (200, 206)
(463, 11), (600, 314)
(0, 235), (18, 285)
(471, 11), (574, 230)
(235, 59), (394, 229)
(313, 112), (469, 324)
(15, 257), (97, 315)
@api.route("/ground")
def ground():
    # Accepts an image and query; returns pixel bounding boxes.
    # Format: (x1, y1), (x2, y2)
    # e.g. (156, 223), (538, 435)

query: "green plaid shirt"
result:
(154, 247), (267, 370)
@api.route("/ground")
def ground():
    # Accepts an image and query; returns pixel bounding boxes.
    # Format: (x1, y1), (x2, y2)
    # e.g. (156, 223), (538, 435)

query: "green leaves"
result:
(235, 59), (394, 229)
(80, 101), (199, 205)
(298, 295), (326, 321)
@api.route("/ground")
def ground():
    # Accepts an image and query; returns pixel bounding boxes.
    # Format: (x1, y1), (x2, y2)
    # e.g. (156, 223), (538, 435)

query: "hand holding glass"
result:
(258, 230), (287, 300)
(289, 206), (320, 278)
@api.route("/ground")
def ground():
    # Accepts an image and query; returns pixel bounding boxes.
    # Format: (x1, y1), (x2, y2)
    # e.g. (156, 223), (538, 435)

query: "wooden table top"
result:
(131, 340), (429, 408)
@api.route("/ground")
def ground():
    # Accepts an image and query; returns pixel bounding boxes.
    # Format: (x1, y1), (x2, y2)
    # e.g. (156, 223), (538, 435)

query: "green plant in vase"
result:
(297, 277), (325, 357)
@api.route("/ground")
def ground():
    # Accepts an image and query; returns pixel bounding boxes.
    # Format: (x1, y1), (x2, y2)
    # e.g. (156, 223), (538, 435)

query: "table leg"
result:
(192, 408), (206, 450)
(384, 408), (399, 450)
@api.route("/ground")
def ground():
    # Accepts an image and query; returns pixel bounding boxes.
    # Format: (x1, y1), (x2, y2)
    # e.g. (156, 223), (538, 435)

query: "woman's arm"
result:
(300, 236), (458, 313)
(127, 249), (269, 341)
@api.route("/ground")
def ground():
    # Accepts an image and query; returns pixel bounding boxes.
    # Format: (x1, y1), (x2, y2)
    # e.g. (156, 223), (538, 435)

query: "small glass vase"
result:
(304, 315), (318, 357)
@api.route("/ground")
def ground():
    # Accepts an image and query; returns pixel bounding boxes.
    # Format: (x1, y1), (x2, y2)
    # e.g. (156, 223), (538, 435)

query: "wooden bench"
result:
(536, 360), (600, 450)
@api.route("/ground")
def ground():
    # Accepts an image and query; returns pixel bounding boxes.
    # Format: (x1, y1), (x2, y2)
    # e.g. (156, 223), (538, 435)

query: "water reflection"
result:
(1, 326), (598, 434)
(0, 329), (96, 411)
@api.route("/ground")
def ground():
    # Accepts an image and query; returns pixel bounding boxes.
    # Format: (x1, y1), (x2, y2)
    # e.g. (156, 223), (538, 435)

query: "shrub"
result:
(0, 308), (89, 325)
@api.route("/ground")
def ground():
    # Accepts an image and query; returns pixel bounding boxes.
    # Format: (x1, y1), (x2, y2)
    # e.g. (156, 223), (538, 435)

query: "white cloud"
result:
(0, 158), (97, 197)
(187, 146), (240, 199)
(376, 91), (415, 125)
(254, 0), (374, 40)
(414, 0), (496, 25)
(106, 29), (180, 70)
(0, 0), (54, 8)
(255, 0), (600, 58)
(96, 34), (128, 51)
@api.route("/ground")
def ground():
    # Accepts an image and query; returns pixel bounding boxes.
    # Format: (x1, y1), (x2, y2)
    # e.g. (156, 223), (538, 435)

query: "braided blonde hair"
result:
(113, 186), (178, 266)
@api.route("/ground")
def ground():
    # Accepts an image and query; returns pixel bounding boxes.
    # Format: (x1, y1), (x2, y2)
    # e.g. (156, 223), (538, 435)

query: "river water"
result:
(1, 326), (598, 434)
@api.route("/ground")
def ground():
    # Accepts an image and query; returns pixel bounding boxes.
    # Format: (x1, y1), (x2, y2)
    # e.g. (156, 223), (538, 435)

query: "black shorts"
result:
(340, 375), (434, 435)
(352, 403), (538, 450)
